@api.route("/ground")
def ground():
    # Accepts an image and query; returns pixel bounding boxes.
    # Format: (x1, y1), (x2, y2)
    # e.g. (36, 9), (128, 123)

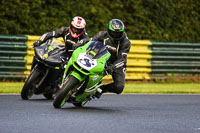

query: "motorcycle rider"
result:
(31, 16), (89, 92)
(92, 19), (131, 97)
(33, 16), (89, 57)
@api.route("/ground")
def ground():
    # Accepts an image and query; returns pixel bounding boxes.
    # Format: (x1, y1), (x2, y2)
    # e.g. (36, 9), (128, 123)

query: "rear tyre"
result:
(53, 76), (79, 108)
(21, 69), (41, 100)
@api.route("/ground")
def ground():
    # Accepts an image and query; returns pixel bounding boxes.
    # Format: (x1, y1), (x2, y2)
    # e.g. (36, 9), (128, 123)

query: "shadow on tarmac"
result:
(58, 106), (124, 114)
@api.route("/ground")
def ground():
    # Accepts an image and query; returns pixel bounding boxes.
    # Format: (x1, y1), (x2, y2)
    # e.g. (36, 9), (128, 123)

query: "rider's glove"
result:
(72, 43), (80, 50)
(32, 40), (42, 48)
(66, 40), (78, 50)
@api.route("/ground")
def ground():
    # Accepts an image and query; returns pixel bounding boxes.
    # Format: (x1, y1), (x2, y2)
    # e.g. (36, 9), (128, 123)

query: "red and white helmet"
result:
(69, 16), (86, 38)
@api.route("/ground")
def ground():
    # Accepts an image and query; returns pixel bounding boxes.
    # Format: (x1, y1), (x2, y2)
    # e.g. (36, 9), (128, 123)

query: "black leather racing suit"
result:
(36, 26), (89, 55)
(92, 31), (131, 94)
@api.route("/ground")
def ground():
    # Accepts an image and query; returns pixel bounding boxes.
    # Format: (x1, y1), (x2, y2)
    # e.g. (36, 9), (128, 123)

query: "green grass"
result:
(124, 83), (200, 94)
(0, 82), (199, 94)
(0, 82), (24, 94)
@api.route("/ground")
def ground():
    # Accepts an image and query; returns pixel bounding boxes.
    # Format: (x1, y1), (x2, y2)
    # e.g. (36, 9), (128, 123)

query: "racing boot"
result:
(93, 86), (107, 99)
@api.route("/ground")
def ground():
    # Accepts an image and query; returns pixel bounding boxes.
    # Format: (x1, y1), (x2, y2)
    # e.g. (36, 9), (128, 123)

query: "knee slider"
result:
(114, 84), (124, 94)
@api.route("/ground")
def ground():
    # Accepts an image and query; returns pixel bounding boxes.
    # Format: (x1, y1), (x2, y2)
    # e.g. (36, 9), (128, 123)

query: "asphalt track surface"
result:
(0, 94), (200, 133)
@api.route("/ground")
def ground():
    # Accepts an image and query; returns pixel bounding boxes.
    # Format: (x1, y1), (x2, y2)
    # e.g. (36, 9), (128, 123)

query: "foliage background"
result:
(0, 0), (200, 42)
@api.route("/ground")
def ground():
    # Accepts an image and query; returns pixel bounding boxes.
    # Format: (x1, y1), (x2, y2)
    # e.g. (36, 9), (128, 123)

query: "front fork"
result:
(35, 68), (49, 89)
(32, 63), (49, 89)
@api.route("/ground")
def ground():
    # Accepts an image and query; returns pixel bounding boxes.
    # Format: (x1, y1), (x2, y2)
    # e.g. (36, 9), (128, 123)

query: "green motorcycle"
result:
(53, 41), (111, 108)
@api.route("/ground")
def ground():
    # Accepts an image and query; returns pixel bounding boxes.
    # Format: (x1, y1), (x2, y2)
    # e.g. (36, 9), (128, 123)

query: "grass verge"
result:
(0, 82), (23, 94)
(0, 82), (199, 94)
(124, 83), (200, 94)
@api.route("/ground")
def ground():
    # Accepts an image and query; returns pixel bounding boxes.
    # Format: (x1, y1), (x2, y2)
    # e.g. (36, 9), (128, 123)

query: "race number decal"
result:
(79, 58), (92, 67)
(77, 53), (97, 71)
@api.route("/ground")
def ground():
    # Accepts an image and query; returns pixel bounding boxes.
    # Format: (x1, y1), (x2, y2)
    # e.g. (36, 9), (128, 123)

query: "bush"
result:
(0, 0), (200, 42)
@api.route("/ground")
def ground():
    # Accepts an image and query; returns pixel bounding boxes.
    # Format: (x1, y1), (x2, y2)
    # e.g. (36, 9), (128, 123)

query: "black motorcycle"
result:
(21, 38), (68, 100)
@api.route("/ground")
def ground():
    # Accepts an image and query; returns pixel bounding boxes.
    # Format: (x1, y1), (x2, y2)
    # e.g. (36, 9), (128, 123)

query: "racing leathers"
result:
(32, 26), (89, 69)
(34, 27), (89, 54)
(92, 31), (131, 94)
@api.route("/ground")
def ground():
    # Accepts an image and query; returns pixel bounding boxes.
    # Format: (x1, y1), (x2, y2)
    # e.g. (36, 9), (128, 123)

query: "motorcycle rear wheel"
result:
(21, 69), (41, 100)
(53, 75), (79, 108)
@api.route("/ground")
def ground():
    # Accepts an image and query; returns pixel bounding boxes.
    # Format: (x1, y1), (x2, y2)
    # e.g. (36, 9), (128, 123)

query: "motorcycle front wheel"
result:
(53, 75), (79, 108)
(21, 69), (41, 100)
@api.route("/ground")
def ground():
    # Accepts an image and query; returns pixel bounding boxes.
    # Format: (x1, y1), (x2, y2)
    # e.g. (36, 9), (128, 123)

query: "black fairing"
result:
(86, 41), (108, 59)
(35, 42), (66, 67)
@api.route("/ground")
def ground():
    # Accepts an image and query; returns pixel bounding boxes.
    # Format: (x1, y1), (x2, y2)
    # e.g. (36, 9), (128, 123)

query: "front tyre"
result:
(21, 69), (41, 100)
(53, 75), (79, 108)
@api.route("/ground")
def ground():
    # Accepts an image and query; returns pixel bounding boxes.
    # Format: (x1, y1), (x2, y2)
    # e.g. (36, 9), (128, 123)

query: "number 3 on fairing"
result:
(78, 58), (91, 67)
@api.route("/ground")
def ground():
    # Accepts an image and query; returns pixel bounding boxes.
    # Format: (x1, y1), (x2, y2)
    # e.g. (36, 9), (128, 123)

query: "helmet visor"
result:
(108, 30), (123, 39)
(71, 26), (84, 34)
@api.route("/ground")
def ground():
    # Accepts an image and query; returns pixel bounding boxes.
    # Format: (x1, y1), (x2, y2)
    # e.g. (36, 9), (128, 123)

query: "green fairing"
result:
(86, 74), (103, 88)
(65, 41), (110, 76)
(73, 42), (110, 75)
(62, 42), (91, 83)
(71, 71), (85, 82)
(73, 74), (104, 102)
(61, 41), (111, 106)
(89, 53), (110, 74)
(75, 87), (98, 102)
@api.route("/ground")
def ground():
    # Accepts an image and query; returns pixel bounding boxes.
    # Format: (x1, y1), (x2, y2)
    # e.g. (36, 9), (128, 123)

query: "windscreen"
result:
(86, 41), (108, 59)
